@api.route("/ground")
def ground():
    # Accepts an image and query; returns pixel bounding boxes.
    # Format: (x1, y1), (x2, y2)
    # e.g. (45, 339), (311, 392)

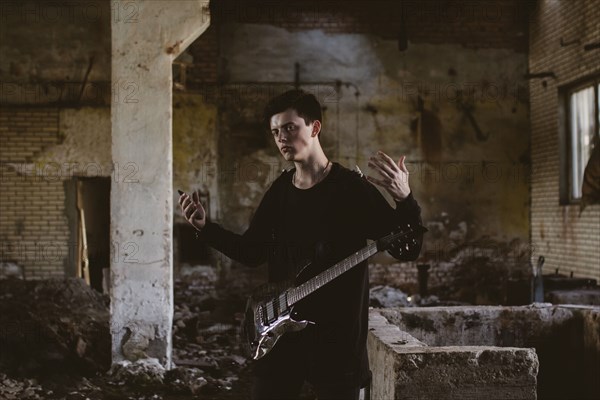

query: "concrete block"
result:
(393, 347), (538, 400)
(547, 289), (600, 306)
(368, 309), (538, 400)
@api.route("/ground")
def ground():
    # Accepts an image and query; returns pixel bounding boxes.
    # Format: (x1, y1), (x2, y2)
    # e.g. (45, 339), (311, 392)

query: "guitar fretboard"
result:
(287, 242), (378, 305)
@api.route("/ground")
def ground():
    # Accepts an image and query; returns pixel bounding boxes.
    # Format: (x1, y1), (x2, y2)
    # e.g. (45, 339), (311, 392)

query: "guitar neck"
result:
(287, 242), (378, 305)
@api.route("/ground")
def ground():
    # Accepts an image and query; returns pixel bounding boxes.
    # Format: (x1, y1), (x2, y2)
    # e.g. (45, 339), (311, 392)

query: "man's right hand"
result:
(178, 190), (206, 232)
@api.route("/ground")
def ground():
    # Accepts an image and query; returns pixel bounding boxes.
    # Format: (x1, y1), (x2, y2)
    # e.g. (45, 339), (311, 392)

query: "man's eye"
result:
(286, 125), (295, 132)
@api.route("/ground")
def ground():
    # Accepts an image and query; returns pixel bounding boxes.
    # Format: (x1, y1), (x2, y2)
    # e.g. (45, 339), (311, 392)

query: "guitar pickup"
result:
(263, 302), (276, 324)
(261, 292), (291, 325)
(278, 292), (289, 312)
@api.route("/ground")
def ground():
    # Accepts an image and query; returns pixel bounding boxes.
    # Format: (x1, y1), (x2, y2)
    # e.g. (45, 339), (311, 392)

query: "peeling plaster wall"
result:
(1, 95), (218, 279)
(217, 23), (530, 274)
(172, 91), (220, 271)
(0, 107), (111, 278)
(0, 1), (533, 290)
(173, 93), (219, 222)
(50, 107), (112, 173)
(0, 0), (112, 106)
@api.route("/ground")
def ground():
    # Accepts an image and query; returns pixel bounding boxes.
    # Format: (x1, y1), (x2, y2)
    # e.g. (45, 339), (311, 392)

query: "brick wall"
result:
(0, 108), (71, 278)
(186, 25), (219, 87)
(212, 0), (530, 51)
(529, 0), (600, 282)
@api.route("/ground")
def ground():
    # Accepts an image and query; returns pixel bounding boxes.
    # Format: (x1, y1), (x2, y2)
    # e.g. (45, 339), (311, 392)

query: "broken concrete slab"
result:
(370, 305), (600, 400)
(368, 309), (538, 400)
(547, 289), (600, 305)
(377, 304), (576, 347)
(394, 347), (537, 400)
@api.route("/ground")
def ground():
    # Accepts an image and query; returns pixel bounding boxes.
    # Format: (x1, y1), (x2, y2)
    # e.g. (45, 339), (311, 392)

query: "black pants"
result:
(249, 327), (364, 400)
(251, 373), (360, 400)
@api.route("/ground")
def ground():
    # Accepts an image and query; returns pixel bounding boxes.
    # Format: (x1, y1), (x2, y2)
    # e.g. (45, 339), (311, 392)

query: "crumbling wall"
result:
(0, 0), (112, 106)
(172, 94), (218, 222)
(369, 237), (532, 304)
(212, 11), (530, 289)
(0, 107), (111, 278)
(1, 1), (533, 288)
(0, 96), (219, 280)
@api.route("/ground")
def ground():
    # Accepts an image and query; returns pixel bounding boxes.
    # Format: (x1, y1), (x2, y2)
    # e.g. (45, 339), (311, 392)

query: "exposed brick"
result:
(529, 1), (600, 282)
(0, 108), (71, 278)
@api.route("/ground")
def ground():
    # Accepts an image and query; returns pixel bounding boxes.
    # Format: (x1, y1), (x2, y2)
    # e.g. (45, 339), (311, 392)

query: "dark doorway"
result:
(76, 177), (110, 293)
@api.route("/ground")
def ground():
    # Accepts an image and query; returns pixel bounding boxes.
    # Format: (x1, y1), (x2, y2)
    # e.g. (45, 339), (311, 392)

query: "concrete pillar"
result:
(110, 0), (210, 368)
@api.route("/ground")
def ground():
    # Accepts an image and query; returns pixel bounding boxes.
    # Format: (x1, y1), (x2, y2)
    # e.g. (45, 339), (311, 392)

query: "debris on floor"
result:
(1, 265), (468, 399)
(369, 285), (450, 308)
(370, 285), (411, 307)
(0, 278), (111, 377)
(0, 274), (255, 399)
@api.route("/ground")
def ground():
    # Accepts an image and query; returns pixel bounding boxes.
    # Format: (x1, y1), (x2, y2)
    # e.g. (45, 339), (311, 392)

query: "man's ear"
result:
(311, 120), (322, 137)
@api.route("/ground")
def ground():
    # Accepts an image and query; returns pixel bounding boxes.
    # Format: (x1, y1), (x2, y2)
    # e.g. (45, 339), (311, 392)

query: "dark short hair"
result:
(263, 89), (322, 137)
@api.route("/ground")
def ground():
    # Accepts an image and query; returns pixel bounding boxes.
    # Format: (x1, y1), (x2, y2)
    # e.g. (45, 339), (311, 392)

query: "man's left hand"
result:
(366, 151), (411, 201)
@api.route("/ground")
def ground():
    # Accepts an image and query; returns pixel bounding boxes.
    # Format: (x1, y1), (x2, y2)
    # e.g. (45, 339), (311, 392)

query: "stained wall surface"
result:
(529, 0), (600, 282)
(1, 1), (535, 289)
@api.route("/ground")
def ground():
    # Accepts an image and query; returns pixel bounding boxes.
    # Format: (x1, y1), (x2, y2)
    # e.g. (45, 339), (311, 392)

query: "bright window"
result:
(567, 82), (599, 200)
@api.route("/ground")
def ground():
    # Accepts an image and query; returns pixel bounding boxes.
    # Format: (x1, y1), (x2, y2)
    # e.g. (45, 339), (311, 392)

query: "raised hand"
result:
(178, 189), (206, 231)
(366, 151), (411, 201)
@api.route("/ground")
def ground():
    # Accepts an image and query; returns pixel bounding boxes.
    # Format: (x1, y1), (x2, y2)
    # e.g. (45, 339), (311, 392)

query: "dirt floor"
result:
(0, 258), (457, 400)
(0, 267), (320, 399)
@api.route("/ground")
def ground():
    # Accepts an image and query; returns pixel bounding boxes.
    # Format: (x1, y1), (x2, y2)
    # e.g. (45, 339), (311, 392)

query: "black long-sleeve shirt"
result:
(197, 161), (423, 385)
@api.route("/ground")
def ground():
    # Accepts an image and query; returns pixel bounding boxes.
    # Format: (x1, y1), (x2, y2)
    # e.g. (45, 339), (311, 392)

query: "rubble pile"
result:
(164, 366), (208, 395)
(371, 237), (531, 305)
(0, 262), (24, 279)
(0, 373), (47, 400)
(369, 285), (450, 308)
(447, 238), (530, 305)
(370, 285), (411, 307)
(172, 266), (252, 396)
(0, 278), (111, 377)
(1, 264), (470, 399)
(0, 271), (259, 399)
(109, 359), (167, 387)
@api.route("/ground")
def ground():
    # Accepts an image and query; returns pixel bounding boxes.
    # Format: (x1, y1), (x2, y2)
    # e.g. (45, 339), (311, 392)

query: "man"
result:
(179, 89), (423, 399)
(580, 135), (600, 215)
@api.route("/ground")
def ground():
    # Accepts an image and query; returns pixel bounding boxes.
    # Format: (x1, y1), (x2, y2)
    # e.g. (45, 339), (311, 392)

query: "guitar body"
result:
(241, 281), (311, 360)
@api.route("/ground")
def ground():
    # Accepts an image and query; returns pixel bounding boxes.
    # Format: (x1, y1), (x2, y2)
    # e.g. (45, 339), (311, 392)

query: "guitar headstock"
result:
(376, 224), (428, 253)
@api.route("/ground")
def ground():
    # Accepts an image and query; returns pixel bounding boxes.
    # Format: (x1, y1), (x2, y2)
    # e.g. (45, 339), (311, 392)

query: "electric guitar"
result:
(240, 224), (427, 360)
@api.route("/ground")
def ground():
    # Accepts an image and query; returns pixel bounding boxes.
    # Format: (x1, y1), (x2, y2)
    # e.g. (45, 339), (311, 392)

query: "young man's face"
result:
(269, 108), (320, 162)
